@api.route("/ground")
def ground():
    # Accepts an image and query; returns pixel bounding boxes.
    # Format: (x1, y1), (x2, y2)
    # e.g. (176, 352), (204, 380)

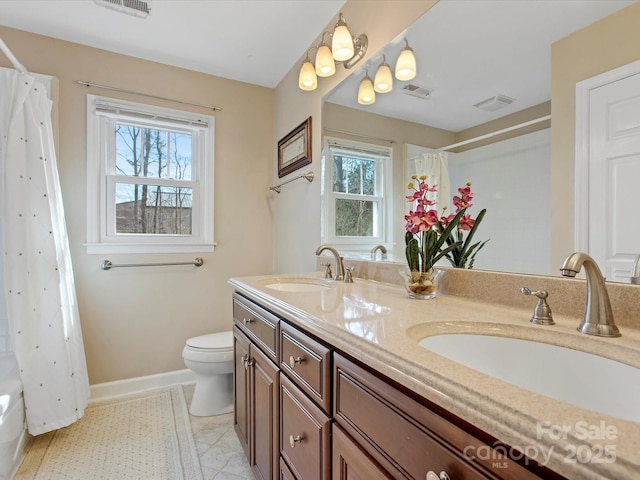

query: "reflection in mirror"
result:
(322, 0), (635, 280)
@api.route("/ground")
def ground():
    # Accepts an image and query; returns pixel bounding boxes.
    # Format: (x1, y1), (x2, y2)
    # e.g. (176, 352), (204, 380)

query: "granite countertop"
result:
(229, 272), (640, 480)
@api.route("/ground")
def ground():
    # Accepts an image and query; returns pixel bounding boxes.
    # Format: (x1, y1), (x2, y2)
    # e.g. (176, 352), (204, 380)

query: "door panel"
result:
(233, 326), (251, 459)
(251, 344), (279, 480)
(589, 72), (640, 281)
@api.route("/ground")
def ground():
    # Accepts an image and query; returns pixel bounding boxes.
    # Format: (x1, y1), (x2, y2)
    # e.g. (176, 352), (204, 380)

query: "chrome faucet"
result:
(316, 245), (348, 282)
(631, 254), (640, 284)
(370, 244), (388, 260)
(560, 252), (620, 337)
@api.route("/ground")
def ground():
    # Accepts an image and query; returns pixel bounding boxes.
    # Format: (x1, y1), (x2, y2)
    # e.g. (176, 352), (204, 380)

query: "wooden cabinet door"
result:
(233, 326), (251, 459)
(251, 344), (280, 480)
(280, 457), (297, 480)
(332, 424), (391, 480)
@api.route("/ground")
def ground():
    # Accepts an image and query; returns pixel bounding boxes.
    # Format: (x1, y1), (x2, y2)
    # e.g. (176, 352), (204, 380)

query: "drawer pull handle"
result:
(289, 355), (305, 368)
(243, 317), (254, 325)
(289, 434), (304, 448)
(242, 355), (254, 370)
(426, 472), (450, 480)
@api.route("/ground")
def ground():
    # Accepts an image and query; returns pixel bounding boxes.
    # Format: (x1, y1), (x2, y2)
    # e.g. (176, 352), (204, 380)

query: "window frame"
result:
(322, 137), (392, 250)
(85, 94), (215, 254)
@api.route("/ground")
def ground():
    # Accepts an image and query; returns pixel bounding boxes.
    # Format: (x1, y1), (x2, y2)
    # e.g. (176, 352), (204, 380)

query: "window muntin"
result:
(86, 95), (214, 254)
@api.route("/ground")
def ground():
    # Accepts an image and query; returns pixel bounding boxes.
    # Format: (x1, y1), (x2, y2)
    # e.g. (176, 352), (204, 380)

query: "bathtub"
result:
(0, 354), (28, 480)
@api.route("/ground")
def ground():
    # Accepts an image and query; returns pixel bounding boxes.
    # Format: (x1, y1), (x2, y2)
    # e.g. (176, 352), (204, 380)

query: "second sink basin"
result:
(419, 333), (640, 423)
(260, 277), (332, 293)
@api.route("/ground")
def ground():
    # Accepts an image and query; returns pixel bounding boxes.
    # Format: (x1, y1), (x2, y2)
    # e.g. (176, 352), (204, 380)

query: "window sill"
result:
(84, 242), (216, 255)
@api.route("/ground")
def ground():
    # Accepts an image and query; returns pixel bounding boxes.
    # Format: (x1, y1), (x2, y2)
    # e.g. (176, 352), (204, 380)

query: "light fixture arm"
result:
(343, 34), (368, 69)
(303, 45), (318, 62)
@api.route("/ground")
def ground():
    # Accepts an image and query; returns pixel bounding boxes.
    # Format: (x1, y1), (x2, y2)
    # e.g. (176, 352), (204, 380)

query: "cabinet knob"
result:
(289, 434), (304, 448)
(426, 472), (450, 480)
(243, 317), (254, 325)
(289, 355), (305, 368)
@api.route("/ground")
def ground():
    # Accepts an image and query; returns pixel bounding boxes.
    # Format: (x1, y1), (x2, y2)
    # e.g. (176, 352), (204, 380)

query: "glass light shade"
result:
(358, 76), (375, 105)
(298, 60), (317, 91)
(332, 24), (355, 61)
(315, 44), (335, 77)
(374, 63), (393, 93)
(395, 47), (417, 81)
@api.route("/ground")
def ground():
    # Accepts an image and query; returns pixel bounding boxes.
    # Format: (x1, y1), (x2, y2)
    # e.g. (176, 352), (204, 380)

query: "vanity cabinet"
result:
(233, 291), (559, 480)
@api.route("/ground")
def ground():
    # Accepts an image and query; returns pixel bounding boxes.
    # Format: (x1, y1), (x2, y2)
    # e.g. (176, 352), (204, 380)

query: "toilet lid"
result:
(186, 331), (233, 350)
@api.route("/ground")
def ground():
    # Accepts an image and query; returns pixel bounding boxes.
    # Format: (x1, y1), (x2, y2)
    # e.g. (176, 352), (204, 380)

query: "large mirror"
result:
(322, 0), (637, 280)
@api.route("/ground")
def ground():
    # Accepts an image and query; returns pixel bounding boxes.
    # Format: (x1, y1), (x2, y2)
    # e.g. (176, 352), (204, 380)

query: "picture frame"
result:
(278, 116), (312, 178)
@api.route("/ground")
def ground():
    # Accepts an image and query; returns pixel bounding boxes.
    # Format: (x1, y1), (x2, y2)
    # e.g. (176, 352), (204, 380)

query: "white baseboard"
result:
(90, 369), (196, 402)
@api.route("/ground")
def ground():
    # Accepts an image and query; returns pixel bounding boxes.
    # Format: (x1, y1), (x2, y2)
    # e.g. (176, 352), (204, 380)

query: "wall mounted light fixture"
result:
(357, 38), (418, 105)
(373, 56), (393, 93)
(298, 48), (318, 91)
(332, 13), (355, 61)
(358, 70), (375, 105)
(315, 32), (335, 77)
(298, 12), (367, 91)
(395, 38), (417, 81)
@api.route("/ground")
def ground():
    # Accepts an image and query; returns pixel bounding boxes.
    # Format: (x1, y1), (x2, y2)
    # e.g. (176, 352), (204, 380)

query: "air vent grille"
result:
(94, 0), (151, 18)
(473, 94), (515, 112)
(401, 84), (432, 100)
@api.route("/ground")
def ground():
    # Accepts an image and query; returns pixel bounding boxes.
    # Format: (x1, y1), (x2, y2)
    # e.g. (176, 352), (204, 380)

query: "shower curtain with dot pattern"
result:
(0, 68), (89, 435)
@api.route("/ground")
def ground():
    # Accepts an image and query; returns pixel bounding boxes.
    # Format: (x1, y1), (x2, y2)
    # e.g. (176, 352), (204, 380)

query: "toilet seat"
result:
(185, 331), (233, 351)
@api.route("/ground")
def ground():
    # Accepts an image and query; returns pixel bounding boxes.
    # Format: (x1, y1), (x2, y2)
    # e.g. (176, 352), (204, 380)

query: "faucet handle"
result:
(520, 287), (555, 325)
(320, 262), (332, 279)
(344, 266), (354, 283)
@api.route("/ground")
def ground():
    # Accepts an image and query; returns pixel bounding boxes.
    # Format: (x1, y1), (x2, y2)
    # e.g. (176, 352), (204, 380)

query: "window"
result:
(86, 95), (214, 254)
(322, 138), (392, 248)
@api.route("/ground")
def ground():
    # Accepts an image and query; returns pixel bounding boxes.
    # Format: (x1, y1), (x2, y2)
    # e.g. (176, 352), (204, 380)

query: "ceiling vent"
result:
(473, 94), (515, 112)
(94, 0), (151, 18)
(401, 84), (432, 100)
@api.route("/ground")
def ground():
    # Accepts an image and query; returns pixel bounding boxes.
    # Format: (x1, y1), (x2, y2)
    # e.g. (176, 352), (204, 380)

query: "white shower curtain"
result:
(414, 151), (451, 212)
(0, 68), (89, 435)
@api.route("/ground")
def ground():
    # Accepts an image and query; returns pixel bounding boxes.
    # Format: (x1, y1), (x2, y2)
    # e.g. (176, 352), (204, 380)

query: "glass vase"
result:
(403, 269), (440, 299)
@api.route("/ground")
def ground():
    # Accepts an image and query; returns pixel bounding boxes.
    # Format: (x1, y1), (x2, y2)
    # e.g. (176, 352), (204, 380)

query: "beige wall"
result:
(0, 26), (274, 384)
(272, 0), (437, 274)
(551, 1), (640, 271)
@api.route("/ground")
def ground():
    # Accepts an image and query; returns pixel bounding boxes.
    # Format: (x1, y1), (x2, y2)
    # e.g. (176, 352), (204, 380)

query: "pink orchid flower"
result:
(458, 214), (475, 231)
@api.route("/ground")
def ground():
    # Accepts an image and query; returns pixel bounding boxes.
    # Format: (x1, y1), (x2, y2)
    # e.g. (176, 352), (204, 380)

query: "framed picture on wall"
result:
(277, 116), (312, 178)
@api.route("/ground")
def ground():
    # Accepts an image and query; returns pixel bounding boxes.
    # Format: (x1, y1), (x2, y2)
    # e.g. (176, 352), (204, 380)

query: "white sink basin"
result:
(419, 334), (640, 423)
(261, 277), (331, 293)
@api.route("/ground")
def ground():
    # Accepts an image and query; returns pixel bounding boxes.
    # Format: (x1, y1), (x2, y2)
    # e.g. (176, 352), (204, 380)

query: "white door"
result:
(588, 72), (640, 281)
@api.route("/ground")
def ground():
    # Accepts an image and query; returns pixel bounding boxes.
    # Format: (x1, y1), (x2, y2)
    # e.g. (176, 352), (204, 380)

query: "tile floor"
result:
(183, 384), (255, 480)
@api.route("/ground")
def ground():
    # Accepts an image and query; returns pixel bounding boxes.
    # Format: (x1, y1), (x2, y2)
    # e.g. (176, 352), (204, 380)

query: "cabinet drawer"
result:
(280, 321), (331, 413)
(233, 293), (279, 362)
(334, 353), (538, 480)
(280, 375), (331, 480)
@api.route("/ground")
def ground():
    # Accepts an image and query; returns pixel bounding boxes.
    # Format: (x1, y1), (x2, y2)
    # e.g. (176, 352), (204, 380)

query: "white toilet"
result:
(182, 331), (234, 416)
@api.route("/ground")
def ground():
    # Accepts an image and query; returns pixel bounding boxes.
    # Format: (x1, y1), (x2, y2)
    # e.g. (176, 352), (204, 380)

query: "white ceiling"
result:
(0, 0), (346, 88)
(325, 0), (635, 132)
